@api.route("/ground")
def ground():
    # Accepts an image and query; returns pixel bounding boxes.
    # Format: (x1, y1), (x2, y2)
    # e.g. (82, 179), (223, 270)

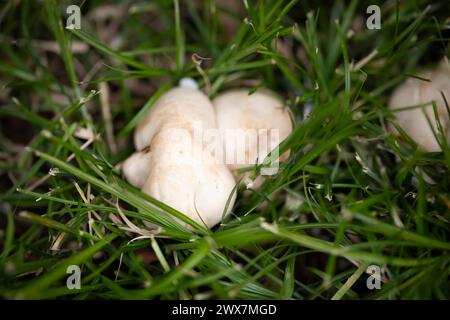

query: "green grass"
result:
(0, 0), (449, 300)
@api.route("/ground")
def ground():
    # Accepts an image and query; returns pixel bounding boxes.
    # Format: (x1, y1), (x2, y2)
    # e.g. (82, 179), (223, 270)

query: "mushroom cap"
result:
(388, 61), (450, 152)
(142, 126), (236, 229)
(134, 87), (216, 150)
(213, 88), (293, 174)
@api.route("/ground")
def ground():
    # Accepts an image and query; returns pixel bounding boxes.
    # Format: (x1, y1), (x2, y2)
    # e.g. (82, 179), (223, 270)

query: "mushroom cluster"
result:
(388, 59), (450, 152)
(123, 82), (293, 229)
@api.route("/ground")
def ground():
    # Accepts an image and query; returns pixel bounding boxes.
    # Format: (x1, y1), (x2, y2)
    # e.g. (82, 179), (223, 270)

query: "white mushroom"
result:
(124, 85), (236, 229)
(213, 88), (293, 185)
(134, 87), (216, 151)
(388, 59), (450, 152)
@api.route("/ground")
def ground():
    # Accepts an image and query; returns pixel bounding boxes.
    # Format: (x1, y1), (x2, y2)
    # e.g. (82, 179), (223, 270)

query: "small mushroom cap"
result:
(142, 126), (236, 229)
(213, 88), (293, 177)
(388, 61), (450, 152)
(122, 149), (152, 188)
(134, 87), (216, 150)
